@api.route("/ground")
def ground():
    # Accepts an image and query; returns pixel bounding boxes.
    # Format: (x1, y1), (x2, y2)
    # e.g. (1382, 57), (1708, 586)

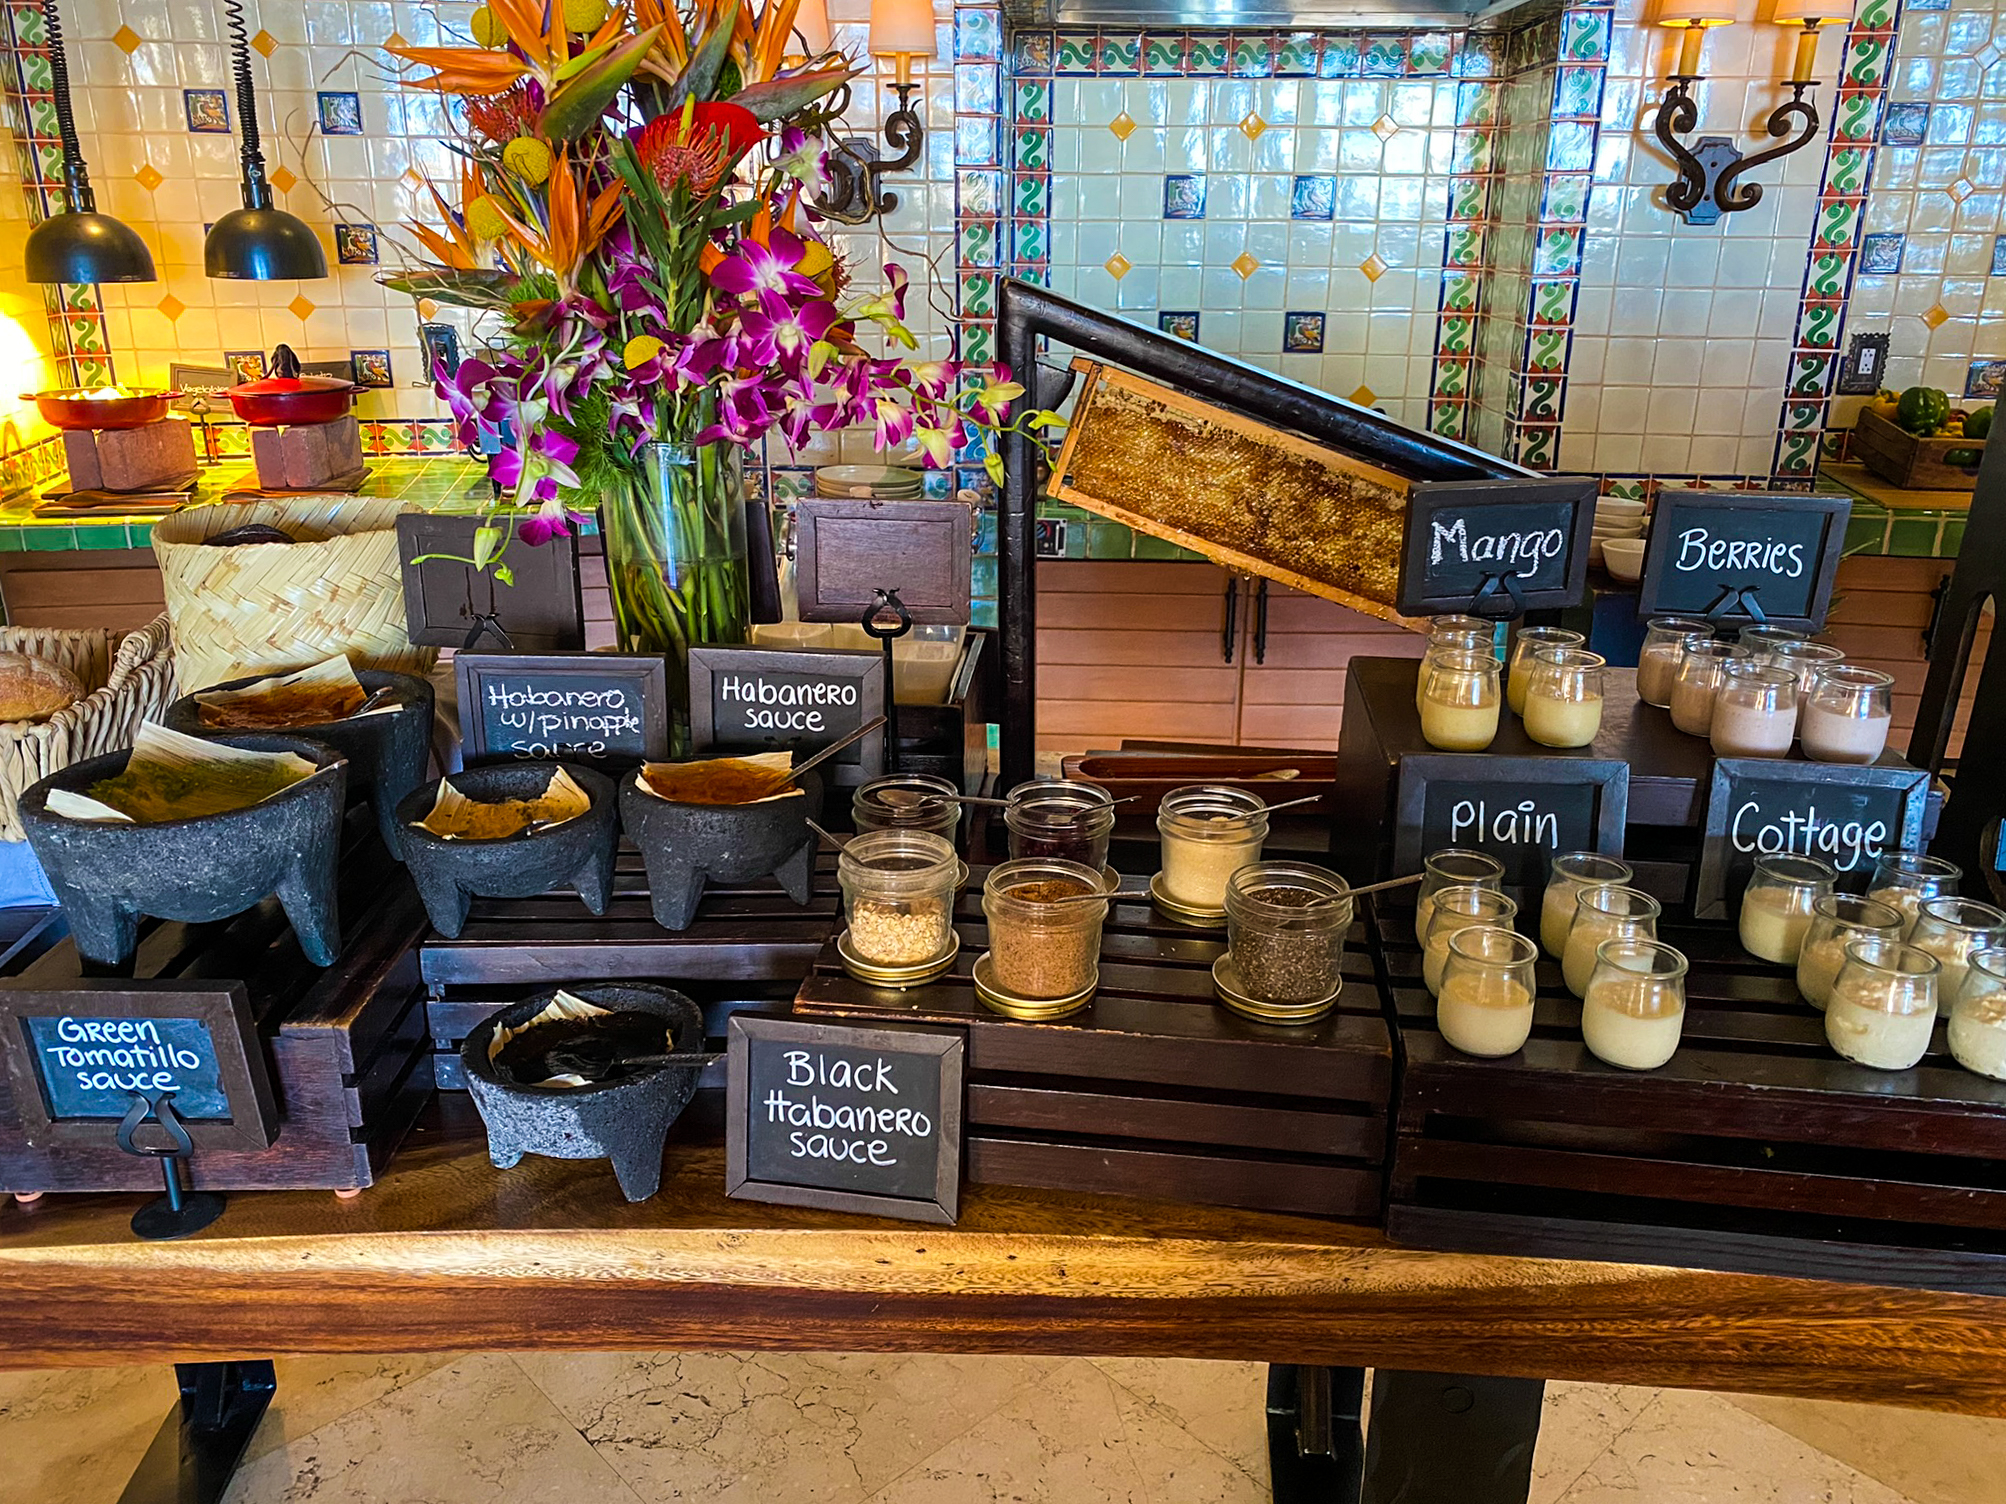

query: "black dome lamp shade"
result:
(23, 0), (155, 284)
(204, 0), (326, 280)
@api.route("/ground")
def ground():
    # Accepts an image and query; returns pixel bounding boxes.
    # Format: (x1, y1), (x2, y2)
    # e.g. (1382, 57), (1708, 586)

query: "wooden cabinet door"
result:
(1235, 583), (1425, 750)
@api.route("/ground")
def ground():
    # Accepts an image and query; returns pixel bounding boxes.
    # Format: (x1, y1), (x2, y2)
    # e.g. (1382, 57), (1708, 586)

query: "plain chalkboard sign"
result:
(396, 513), (584, 652)
(1394, 754), (1630, 900)
(689, 646), (885, 784)
(1636, 491), (1850, 630)
(456, 653), (668, 769)
(726, 1014), (961, 1223)
(1398, 479), (1597, 615)
(1695, 757), (1932, 919)
(0, 982), (278, 1151)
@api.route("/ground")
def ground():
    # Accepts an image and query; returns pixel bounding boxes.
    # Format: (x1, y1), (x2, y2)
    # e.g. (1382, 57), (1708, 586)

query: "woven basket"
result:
(0, 615), (177, 842)
(152, 496), (437, 691)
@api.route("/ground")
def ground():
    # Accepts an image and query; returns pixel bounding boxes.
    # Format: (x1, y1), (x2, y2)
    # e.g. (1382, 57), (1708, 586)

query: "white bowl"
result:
(1602, 538), (1647, 581)
(1595, 500), (1648, 521)
(1592, 524), (1643, 540)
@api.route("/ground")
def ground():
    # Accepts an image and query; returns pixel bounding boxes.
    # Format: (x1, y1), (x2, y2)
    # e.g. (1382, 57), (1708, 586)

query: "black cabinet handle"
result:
(1223, 576), (1239, 663)
(1253, 578), (1270, 665)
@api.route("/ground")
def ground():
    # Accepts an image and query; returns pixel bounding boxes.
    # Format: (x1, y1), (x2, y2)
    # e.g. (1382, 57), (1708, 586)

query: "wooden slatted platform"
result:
(1370, 903), (2006, 1296)
(794, 875), (1393, 1220)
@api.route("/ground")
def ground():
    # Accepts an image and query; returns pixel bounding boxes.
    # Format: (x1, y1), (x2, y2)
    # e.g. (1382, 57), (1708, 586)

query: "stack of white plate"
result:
(1592, 497), (1648, 582)
(813, 465), (923, 500)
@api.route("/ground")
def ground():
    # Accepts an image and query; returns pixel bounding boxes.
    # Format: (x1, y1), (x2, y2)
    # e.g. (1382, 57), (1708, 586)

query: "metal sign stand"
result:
(861, 588), (913, 774)
(116, 1090), (225, 1242)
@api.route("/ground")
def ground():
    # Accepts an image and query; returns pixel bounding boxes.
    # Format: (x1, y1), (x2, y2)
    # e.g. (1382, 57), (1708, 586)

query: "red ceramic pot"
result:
(25, 388), (179, 430)
(224, 343), (359, 427)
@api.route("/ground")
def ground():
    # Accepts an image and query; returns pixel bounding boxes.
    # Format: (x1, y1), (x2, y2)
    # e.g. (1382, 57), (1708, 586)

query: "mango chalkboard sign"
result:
(689, 646), (885, 784)
(1695, 757), (1931, 920)
(456, 652), (668, 769)
(0, 982), (277, 1151)
(1397, 478), (1597, 616)
(1394, 754), (1630, 900)
(725, 1014), (961, 1223)
(1636, 491), (1850, 631)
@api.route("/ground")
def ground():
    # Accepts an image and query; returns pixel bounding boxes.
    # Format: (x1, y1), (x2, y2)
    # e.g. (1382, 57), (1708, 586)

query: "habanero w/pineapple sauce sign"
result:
(1397, 479), (1598, 617)
(1635, 491), (1851, 631)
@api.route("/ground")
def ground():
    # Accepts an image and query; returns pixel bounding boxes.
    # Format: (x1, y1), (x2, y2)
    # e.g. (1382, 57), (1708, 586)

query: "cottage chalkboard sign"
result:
(0, 982), (277, 1152)
(1635, 491), (1851, 631)
(1695, 757), (1932, 919)
(725, 1014), (961, 1224)
(456, 653), (668, 769)
(1394, 754), (1630, 899)
(689, 646), (885, 783)
(1397, 479), (1598, 616)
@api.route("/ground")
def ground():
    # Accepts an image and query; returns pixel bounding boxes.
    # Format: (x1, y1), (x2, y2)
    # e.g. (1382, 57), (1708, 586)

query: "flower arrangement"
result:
(383, 0), (1052, 740)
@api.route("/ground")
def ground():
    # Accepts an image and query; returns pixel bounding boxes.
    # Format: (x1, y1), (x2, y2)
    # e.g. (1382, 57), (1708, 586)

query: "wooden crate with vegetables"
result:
(1854, 387), (1993, 490)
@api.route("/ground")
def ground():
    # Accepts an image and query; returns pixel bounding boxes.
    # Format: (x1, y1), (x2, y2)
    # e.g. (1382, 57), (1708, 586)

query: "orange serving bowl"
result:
(25, 387), (180, 430)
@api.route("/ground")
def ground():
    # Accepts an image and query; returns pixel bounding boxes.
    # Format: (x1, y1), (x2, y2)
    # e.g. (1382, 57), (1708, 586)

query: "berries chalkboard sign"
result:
(1394, 753), (1631, 902)
(1396, 478), (1598, 616)
(726, 1014), (962, 1223)
(0, 982), (277, 1152)
(1635, 491), (1851, 631)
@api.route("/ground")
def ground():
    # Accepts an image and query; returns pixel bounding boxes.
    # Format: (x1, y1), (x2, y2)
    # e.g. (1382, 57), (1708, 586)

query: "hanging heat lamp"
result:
(204, 0), (326, 279)
(23, 0), (156, 284)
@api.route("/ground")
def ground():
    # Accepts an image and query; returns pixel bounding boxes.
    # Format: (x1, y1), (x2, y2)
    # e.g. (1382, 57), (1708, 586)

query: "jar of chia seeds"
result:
(1224, 863), (1352, 1006)
(1004, 779), (1117, 873)
(852, 773), (962, 844)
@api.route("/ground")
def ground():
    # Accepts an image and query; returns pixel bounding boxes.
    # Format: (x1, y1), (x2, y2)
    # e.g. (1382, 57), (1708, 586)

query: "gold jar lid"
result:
(836, 929), (960, 989)
(971, 950), (1095, 1019)
(1149, 871), (1227, 927)
(1211, 953), (1340, 1026)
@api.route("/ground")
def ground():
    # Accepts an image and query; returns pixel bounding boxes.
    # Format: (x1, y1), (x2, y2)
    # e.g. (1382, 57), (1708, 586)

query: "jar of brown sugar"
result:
(981, 858), (1109, 1006)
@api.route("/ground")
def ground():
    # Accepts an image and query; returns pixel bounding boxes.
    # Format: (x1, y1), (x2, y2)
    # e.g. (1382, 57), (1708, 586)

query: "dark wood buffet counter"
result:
(4, 1096), (2006, 1419)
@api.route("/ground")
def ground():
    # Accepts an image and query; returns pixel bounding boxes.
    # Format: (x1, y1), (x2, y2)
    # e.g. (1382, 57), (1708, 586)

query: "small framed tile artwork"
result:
(334, 223), (378, 265)
(184, 88), (229, 133)
(1881, 102), (1930, 147)
(1291, 175), (1335, 220)
(318, 91), (364, 136)
(223, 350), (265, 382)
(1163, 174), (1206, 219)
(1993, 235), (2006, 278)
(1034, 518), (1067, 557)
(350, 350), (393, 388)
(1858, 232), (1904, 274)
(1159, 311), (1200, 341)
(1967, 360), (2006, 400)
(1283, 312), (1326, 354)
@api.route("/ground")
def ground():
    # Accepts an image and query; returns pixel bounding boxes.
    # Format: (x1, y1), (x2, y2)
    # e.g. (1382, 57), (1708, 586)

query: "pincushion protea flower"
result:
(631, 101), (761, 197)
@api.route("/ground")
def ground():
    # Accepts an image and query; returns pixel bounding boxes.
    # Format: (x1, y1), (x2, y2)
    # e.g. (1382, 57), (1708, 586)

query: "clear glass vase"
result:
(602, 438), (750, 753)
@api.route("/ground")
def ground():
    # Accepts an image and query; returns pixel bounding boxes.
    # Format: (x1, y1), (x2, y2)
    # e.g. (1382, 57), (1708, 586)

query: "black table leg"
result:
(1360, 1370), (1545, 1504)
(1267, 1364), (1365, 1504)
(118, 1360), (275, 1504)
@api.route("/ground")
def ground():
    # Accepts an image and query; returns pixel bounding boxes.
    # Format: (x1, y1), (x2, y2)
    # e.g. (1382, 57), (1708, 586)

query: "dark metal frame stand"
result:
(116, 1091), (226, 1242)
(117, 1361), (276, 1504)
(1267, 1367), (1545, 1504)
(862, 588), (913, 773)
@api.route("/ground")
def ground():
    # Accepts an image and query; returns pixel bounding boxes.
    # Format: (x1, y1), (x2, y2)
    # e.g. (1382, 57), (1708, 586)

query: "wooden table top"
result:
(4, 1098), (2006, 1415)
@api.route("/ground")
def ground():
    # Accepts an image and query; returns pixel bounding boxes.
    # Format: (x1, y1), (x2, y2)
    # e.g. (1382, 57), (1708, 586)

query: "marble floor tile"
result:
(1099, 1363), (1270, 1503)
(1089, 1357), (1269, 1482)
(1553, 1386), (1918, 1504)
(515, 1350), (1062, 1504)
(0, 1364), (177, 1504)
(247, 1354), (467, 1462)
(221, 1353), (644, 1504)
(1530, 1381), (1663, 1504)
(1723, 1393), (2006, 1504)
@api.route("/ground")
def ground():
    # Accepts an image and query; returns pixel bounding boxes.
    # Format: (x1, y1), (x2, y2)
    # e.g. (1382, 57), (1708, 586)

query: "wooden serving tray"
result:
(1059, 750), (1337, 816)
(1370, 904), (2006, 1296)
(795, 872), (1392, 1221)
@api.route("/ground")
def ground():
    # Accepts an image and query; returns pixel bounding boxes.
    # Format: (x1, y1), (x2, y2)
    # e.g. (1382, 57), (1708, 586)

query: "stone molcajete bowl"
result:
(19, 733), (348, 969)
(395, 762), (619, 939)
(459, 982), (708, 1202)
(617, 766), (822, 931)
(161, 669), (434, 860)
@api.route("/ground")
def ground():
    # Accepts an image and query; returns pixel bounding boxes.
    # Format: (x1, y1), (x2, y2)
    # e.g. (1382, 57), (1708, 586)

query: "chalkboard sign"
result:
(1394, 754), (1630, 900)
(1695, 757), (1931, 920)
(725, 1014), (961, 1223)
(1636, 491), (1851, 631)
(456, 652), (668, 769)
(795, 499), (973, 626)
(689, 646), (885, 784)
(396, 513), (584, 652)
(1398, 478), (1597, 616)
(0, 983), (277, 1151)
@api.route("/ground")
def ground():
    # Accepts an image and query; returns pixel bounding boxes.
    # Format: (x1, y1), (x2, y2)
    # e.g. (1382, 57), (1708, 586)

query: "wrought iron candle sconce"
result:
(813, 81), (926, 225)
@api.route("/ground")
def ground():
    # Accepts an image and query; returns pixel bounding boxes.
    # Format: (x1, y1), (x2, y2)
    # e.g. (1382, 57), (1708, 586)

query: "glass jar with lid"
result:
(1540, 852), (1634, 957)
(1866, 852), (1960, 931)
(852, 773), (962, 844)
(1668, 640), (1750, 737)
(1739, 853), (1835, 964)
(1800, 665), (1894, 766)
(1436, 926), (1539, 1058)
(1155, 784), (1268, 915)
(1825, 937), (1940, 1070)
(1562, 884), (1661, 998)
(1419, 649), (1502, 752)
(1737, 624), (1809, 665)
(1415, 618), (1497, 711)
(1422, 884), (1519, 995)
(1224, 862), (1352, 1010)
(1004, 778), (1117, 873)
(1907, 896), (2006, 1000)
(1637, 616), (1714, 708)
(836, 829), (962, 981)
(1505, 626), (1583, 717)
(1949, 948), (2006, 1081)
(1582, 938), (1689, 1071)
(1769, 641), (1845, 734)
(1414, 848), (1505, 944)
(1796, 893), (1905, 1010)
(1523, 647), (1606, 748)
(980, 857), (1109, 1010)
(1709, 661), (1797, 759)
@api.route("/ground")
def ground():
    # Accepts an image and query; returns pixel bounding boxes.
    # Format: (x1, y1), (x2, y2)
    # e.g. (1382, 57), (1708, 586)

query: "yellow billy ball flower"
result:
(468, 6), (507, 46)
(562, 0), (610, 31)
(501, 136), (552, 185)
(796, 239), (834, 278)
(464, 195), (509, 243)
(624, 335), (667, 369)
